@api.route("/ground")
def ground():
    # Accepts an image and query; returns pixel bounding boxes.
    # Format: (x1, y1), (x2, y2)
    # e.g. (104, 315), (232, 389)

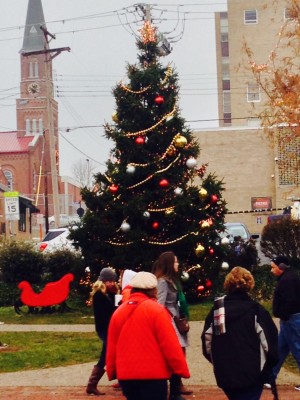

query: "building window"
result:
(34, 62), (39, 78)
(32, 119), (37, 134)
(244, 10), (257, 24)
(223, 90), (231, 114)
(26, 119), (30, 135)
(39, 119), (44, 134)
(247, 83), (260, 102)
(222, 80), (230, 90)
(278, 128), (300, 185)
(3, 170), (13, 190)
(221, 42), (229, 57)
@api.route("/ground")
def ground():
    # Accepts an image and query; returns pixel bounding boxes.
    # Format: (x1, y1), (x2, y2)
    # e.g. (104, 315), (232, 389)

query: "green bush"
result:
(0, 240), (45, 284)
(261, 219), (300, 269)
(0, 282), (19, 306)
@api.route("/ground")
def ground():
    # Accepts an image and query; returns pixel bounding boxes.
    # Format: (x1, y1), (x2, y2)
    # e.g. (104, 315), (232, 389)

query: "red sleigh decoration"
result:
(15, 273), (74, 314)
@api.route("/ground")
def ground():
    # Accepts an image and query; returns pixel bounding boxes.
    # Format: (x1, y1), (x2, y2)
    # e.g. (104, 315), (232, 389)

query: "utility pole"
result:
(22, 27), (70, 229)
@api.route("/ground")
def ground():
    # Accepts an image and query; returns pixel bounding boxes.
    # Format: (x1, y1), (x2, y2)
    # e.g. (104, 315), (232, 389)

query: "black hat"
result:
(98, 267), (117, 282)
(272, 255), (290, 270)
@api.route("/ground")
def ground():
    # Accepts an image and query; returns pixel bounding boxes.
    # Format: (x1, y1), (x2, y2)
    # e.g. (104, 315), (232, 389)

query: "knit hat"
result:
(272, 255), (290, 270)
(98, 267), (117, 282)
(130, 272), (157, 289)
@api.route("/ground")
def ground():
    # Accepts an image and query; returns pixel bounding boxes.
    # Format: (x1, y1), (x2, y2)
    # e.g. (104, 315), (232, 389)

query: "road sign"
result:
(4, 191), (20, 221)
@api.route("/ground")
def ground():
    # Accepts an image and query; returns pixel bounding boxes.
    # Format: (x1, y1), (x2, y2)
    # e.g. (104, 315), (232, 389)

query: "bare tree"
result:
(71, 159), (96, 189)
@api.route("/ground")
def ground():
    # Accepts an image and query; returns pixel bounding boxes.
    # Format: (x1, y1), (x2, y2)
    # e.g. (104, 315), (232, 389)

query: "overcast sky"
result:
(0, 0), (227, 178)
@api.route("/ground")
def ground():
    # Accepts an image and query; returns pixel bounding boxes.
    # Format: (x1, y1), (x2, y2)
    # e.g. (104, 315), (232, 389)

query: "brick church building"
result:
(0, 0), (81, 240)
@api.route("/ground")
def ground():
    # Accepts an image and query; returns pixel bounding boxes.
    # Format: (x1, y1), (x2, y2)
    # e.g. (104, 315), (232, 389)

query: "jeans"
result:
(119, 379), (168, 400)
(96, 330), (107, 369)
(223, 385), (263, 400)
(273, 313), (300, 378)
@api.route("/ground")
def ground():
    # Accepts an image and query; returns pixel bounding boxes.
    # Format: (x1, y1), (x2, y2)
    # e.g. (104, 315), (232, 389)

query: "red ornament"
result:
(154, 95), (164, 105)
(205, 279), (212, 289)
(211, 194), (218, 203)
(152, 221), (159, 229)
(109, 184), (118, 194)
(209, 248), (214, 255)
(197, 285), (205, 292)
(159, 179), (169, 188)
(135, 136), (145, 145)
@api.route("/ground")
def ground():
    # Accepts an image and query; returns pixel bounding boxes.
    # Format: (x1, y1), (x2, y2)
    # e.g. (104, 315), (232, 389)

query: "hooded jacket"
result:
(202, 291), (278, 390)
(106, 292), (190, 381)
(121, 269), (137, 303)
(272, 268), (300, 321)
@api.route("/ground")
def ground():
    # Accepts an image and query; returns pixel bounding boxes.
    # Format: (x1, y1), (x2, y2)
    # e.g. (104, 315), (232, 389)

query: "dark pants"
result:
(96, 330), (107, 369)
(223, 385), (263, 400)
(119, 379), (168, 400)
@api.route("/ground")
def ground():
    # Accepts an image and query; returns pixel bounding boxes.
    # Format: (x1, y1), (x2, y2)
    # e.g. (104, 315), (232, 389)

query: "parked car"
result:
(48, 214), (80, 228)
(220, 222), (259, 243)
(38, 228), (79, 253)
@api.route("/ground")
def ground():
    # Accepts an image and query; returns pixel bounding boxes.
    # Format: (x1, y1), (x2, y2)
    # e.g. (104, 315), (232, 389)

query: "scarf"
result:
(213, 295), (226, 335)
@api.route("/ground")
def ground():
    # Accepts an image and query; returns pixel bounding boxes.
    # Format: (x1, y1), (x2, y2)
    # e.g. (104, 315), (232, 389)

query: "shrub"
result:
(261, 219), (300, 270)
(0, 240), (45, 284)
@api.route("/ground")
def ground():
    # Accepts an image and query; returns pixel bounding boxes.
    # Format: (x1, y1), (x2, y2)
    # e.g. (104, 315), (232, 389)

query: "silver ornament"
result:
(186, 157), (197, 169)
(126, 164), (135, 174)
(221, 237), (230, 245)
(120, 222), (131, 232)
(221, 261), (229, 270)
(181, 271), (189, 282)
(143, 211), (150, 219)
(174, 187), (183, 196)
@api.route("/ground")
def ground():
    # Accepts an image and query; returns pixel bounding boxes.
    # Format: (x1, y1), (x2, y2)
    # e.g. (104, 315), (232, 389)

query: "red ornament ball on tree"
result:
(209, 248), (214, 255)
(154, 95), (164, 105)
(159, 179), (169, 188)
(211, 194), (219, 203)
(109, 184), (118, 194)
(135, 136), (145, 145)
(152, 221), (159, 229)
(205, 279), (212, 289)
(197, 285), (205, 292)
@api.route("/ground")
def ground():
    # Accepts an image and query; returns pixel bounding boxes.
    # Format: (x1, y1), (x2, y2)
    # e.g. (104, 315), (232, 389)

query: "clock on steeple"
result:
(27, 82), (41, 95)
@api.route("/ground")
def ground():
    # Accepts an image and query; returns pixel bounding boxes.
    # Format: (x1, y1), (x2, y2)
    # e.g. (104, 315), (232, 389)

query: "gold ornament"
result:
(138, 21), (157, 43)
(200, 220), (210, 229)
(112, 111), (119, 123)
(195, 244), (205, 257)
(174, 135), (187, 149)
(199, 188), (208, 200)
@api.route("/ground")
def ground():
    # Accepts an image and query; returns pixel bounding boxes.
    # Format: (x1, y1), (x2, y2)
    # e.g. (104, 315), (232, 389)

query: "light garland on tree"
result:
(148, 206), (175, 213)
(127, 154), (180, 189)
(161, 66), (173, 86)
(125, 105), (177, 137)
(120, 81), (150, 94)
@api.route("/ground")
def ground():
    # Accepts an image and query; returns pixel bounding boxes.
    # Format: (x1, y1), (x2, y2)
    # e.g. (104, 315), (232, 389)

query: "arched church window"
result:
(34, 62), (39, 78)
(3, 170), (13, 190)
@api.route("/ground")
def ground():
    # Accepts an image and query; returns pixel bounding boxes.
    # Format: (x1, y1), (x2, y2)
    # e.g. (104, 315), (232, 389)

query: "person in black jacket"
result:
(86, 267), (118, 396)
(269, 255), (300, 390)
(202, 267), (278, 400)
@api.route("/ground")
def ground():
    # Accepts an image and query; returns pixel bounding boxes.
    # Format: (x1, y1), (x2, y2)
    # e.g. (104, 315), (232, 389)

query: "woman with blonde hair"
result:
(202, 267), (278, 400)
(86, 267), (118, 396)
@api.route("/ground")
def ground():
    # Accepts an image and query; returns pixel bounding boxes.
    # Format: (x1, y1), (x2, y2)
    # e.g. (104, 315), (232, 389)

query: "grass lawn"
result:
(0, 300), (298, 375)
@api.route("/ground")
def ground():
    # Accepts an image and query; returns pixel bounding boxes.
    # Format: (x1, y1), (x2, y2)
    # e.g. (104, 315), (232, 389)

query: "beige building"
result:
(195, 0), (299, 234)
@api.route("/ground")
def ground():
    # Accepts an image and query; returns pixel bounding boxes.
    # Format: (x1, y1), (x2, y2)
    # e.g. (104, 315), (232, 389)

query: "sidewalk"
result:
(0, 322), (299, 399)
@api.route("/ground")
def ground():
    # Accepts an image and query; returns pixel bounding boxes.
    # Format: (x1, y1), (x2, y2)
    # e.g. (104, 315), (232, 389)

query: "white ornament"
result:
(120, 222), (131, 232)
(221, 261), (229, 270)
(174, 187), (183, 196)
(126, 164), (135, 174)
(221, 237), (230, 245)
(181, 271), (189, 282)
(186, 157), (197, 169)
(85, 266), (90, 273)
(143, 211), (150, 219)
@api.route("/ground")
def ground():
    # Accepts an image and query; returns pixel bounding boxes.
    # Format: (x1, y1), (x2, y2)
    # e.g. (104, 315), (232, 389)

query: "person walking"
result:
(106, 271), (190, 400)
(202, 266), (278, 400)
(152, 251), (192, 399)
(120, 269), (137, 303)
(268, 255), (300, 391)
(86, 267), (118, 396)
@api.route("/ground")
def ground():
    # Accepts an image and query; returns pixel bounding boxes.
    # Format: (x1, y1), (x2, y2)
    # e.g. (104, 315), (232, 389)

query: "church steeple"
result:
(21, 0), (47, 53)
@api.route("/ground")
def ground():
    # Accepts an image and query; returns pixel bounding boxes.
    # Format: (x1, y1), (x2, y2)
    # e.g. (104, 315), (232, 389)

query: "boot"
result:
(86, 365), (105, 396)
(169, 374), (186, 400)
(179, 379), (193, 395)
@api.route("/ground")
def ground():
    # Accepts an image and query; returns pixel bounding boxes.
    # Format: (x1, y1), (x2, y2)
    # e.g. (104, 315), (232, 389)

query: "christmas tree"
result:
(71, 21), (227, 291)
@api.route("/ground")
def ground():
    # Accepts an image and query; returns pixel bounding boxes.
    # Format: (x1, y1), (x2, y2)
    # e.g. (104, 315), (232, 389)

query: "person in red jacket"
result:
(106, 271), (190, 400)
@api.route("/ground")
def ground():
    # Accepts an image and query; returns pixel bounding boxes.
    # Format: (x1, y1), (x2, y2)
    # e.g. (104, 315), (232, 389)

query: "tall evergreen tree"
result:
(71, 21), (227, 277)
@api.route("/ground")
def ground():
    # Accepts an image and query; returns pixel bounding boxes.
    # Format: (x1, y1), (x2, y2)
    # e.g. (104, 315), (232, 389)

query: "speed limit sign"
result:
(4, 191), (20, 221)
